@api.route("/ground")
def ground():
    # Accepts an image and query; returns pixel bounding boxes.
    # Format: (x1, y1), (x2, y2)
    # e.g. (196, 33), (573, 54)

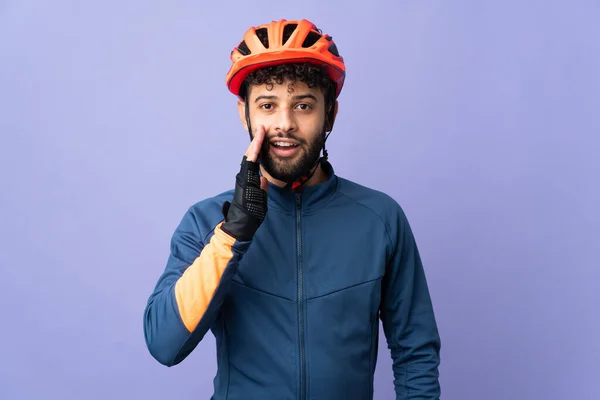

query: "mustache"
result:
(264, 132), (306, 145)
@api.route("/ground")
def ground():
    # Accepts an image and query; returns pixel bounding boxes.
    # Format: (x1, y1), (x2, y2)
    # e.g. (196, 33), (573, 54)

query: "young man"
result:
(144, 19), (441, 399)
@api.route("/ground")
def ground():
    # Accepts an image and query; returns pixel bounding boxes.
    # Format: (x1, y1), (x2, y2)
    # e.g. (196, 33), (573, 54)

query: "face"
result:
(238, 79), (333, 184)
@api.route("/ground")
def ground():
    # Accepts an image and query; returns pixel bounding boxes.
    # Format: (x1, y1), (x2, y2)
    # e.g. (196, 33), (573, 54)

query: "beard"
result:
(258, 128), (325, 183)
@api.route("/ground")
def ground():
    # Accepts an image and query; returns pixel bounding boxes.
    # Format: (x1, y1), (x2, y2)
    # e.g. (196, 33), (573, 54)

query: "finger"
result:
(245, 125), (265, 162)
(249, 125), (266, 161)
(260, 176), (268, 192)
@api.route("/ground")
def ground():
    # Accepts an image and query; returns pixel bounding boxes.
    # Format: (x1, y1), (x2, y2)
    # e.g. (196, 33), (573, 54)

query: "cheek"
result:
(299, 115), (325, 136)
(250, 114), (273, 133)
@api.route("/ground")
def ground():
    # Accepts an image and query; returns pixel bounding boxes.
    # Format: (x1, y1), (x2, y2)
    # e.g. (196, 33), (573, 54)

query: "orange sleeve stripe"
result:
(174, 222), (236, 332)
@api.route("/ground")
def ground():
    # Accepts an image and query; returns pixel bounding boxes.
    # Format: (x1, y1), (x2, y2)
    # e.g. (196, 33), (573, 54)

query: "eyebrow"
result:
(254, 94), (319, 103)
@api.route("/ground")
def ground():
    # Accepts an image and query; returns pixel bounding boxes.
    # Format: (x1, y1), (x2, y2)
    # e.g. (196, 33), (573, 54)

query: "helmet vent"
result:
(255, 27), (269, 48)
(302, 31), (322, 48)
(283, 23), (298, 45)
(328, 43), (340, 57)
(237, 41), (251, 55)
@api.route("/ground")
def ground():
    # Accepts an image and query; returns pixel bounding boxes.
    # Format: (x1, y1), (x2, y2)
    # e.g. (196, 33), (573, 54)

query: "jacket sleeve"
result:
(380, 207), (441, 399)
(143, 208), (251, 366)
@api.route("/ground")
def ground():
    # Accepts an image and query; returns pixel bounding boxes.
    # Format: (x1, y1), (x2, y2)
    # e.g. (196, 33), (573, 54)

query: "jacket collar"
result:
(266, 161), (338, 213)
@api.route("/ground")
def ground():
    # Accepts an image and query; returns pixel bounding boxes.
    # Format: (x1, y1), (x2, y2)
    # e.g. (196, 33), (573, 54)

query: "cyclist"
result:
(144, 18), (441, 399)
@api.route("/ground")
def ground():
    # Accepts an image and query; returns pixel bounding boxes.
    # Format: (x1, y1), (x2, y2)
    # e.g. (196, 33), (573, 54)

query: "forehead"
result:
(248, 79), (323, 100)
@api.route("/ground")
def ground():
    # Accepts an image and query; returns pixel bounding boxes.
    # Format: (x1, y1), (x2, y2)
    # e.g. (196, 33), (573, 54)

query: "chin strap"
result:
(287, 127), (332, 192)
(244, 91), (336, 192)
(288, 158), (322, 192)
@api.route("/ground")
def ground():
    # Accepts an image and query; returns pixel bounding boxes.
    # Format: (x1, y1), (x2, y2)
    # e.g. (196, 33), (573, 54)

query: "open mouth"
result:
(270, 141), (300, 157)
(272, 141), (300, 149)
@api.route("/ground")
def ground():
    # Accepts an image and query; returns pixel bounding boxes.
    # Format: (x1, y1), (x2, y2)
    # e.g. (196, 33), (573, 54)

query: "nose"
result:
(274, 107), (297, 134)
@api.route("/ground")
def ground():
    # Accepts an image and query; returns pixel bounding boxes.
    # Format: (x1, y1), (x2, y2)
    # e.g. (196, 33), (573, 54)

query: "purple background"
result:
(1, 1), (599, 399)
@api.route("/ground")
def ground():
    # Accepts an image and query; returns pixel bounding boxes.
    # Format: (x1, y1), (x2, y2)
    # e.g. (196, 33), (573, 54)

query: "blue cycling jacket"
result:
(143, 162), (441, 399)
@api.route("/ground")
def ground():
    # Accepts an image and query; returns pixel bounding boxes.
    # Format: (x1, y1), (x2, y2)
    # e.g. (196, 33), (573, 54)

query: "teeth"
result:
(274, 142), (297, 147)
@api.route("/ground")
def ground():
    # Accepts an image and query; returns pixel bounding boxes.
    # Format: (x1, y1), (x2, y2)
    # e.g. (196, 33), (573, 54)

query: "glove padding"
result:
(221, 156), (267, 241)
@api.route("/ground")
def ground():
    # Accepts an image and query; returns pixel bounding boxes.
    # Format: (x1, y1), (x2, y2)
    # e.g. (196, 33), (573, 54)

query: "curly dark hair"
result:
(239, 62), (336, 107)
(239, 26), (336, 106)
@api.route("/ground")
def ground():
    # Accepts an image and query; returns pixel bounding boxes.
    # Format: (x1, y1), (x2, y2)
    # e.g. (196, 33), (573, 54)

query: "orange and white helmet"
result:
(225, 19), (346, 99)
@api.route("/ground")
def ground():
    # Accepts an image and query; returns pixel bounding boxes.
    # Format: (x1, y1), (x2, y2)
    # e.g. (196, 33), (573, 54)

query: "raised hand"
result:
(221, 125), (269, 241)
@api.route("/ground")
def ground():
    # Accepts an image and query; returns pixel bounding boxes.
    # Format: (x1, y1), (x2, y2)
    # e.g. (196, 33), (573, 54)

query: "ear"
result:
(333, 100), (339, 120)
(326, 100), (339, 131)
(237, 99), (247, 130)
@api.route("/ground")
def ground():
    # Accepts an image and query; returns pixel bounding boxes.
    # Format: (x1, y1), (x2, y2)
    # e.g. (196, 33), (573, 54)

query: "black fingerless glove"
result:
(221, 156), (268, 241)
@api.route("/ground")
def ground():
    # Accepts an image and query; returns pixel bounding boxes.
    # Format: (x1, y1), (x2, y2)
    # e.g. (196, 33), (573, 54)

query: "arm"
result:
(143, 212), (251, 366)
(143, 137), (269, 366)
(380, 207), (441, 399)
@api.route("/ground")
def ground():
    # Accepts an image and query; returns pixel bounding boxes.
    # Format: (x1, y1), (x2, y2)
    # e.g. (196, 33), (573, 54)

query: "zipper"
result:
(295, 193), (306, 400)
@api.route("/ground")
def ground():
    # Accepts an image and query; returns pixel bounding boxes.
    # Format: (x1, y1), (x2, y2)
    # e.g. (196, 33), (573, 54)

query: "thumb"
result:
(260, 176), (269, 193)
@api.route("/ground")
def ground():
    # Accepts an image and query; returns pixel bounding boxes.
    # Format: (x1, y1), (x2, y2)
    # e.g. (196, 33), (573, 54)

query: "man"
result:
(143, 18), (441, 399)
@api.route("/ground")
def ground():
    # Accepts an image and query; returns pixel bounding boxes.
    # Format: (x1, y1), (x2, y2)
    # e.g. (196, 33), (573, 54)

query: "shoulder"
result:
(335, 176), (411, 243)
(336, 177), (406, 220)
(175, 189), (234, 241)
(188, 189), (234, 217)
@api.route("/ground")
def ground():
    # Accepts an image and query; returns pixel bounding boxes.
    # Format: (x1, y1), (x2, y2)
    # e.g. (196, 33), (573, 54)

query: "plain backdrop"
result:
(1, 1), (599, 399)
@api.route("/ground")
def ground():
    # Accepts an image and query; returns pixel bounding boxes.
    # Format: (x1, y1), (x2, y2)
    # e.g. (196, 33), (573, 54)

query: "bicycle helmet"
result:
(225, 19), (346, 99)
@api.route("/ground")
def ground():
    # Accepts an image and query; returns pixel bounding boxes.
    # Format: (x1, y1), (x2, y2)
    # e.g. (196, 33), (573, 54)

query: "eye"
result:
(296, 103), (312, 111)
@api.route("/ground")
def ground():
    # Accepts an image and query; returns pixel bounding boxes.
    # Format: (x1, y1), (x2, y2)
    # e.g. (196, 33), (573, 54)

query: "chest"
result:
(231, 207), (390, 301)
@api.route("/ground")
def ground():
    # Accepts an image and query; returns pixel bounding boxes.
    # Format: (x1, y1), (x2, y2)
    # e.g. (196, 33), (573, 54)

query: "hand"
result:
(243, 124), (269, 192)
(221, 125), (269, 241)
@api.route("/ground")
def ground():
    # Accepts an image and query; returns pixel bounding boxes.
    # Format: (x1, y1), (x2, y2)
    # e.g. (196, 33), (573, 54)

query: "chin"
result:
(261, 144), (321, 182)
(262, 159), (300, 181)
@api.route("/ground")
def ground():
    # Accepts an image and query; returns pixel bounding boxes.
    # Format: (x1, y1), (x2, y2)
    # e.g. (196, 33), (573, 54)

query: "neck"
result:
(261, 163), (328, 188)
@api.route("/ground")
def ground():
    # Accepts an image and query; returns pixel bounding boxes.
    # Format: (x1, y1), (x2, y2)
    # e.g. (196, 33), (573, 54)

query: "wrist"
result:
(221, 200), (262, 242)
